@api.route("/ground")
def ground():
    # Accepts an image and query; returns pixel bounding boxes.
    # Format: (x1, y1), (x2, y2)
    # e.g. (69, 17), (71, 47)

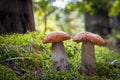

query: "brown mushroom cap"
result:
(43, 31), (71, 44)
(73, 32), (105, 45)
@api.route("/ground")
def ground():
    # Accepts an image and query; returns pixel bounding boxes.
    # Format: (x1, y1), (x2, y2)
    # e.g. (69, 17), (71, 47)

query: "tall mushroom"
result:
(43, 31), (70, 71)
(73, 32), (105, 76)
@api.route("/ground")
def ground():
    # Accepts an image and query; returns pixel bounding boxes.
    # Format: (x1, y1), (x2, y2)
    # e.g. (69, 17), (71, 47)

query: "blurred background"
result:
(33, 0), (119, 35)
(0, 0), (120, 52)
(34, 0), (120, 52)
(34, 0), (85, 35)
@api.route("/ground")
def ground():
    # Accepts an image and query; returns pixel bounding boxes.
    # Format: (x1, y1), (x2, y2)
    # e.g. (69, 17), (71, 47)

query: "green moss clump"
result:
(0, 31), (120, 79)
(0, 64), (18, 80)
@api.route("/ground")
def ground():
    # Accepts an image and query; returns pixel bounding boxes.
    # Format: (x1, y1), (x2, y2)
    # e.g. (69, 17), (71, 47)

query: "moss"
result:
(0, 64), (18, 80)
(0, 31), (120, 79)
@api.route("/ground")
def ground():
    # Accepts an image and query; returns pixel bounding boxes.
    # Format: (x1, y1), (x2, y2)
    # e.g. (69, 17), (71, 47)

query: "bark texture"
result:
(0, 0), (35, 34)
(111, 15), (120, 30)
(52, 42), (69, 71)
(79, 41), (96, 76)
(85, 11), (111, 37)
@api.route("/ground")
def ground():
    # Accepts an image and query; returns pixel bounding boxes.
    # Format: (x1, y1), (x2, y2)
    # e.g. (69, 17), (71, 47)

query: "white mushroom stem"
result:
(80, 41), (97, 76)
(52, 41), (69, 71)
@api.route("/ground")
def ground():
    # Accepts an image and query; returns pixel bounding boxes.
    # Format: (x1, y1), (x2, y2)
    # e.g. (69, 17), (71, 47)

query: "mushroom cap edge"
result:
(73, 32), (105, 45)
(43, 31), (71, 44)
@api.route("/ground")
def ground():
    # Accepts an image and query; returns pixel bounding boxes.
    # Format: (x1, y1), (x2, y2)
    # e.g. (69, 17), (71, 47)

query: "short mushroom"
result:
(73, 32), (105, 76)
(43, 31), (70, 71)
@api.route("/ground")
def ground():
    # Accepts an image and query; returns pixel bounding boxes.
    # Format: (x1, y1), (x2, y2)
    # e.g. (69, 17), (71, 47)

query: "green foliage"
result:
(0, 64), (18, 80)
(0, 31), (120, 79)
(33, 0), (120, 36)
(66, 0), (110, 14)
(33, 0), (55, 32)
(109, 0), (120, 16)
(65, 0), (120, 16)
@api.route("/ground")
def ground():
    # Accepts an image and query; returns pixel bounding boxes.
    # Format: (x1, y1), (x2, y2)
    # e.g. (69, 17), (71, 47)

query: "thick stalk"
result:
(52, 42), (69, 71)
(79, 41), (96, 76)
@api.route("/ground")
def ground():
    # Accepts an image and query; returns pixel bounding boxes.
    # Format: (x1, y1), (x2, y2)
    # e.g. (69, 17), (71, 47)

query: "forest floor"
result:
(0, 31), (120, 80)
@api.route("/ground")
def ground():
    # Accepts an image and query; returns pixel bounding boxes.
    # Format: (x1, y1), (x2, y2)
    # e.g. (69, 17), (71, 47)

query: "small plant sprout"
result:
(43, 31), (71, 71)
(73, 32), (105, 76)
(29, 38), (34, 52)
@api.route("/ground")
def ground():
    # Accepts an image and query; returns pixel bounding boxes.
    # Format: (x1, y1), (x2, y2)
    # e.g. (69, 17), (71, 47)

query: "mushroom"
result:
(43, 31), (70, 71)
(73, 32), (105, 76)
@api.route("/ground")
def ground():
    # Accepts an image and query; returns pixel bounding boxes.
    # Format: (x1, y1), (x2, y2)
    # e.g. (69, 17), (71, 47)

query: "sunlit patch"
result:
(52, 0), (70, 9)
(52, 0), (82, 9)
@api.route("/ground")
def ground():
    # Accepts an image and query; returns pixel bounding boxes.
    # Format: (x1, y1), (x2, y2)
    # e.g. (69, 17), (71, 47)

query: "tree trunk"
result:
(111, 14), (120, 31)
(0, 0), (35, 34)
(44, 14), (47, 33)
(85, 10), (111, 37)
(111, 15), (120, 53)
